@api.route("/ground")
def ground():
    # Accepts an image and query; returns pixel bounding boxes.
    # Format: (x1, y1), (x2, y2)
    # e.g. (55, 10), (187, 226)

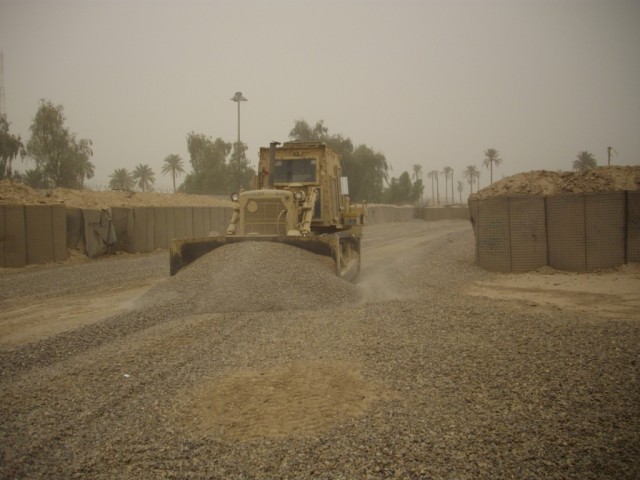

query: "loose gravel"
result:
(0, 220), (638, 479)
(140, 241), (362, 313)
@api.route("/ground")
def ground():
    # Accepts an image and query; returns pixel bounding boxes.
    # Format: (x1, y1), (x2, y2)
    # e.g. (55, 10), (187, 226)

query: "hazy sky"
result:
(1, 0), (639, 192)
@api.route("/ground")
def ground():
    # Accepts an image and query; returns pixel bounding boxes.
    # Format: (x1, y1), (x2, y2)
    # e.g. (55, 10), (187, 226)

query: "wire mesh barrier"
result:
(0, 205), (67, 268)
(0, 205), (233, 267)
(626, 191), (640, 263)
(470, 191), (638, 272)
(1, 204), (422, 268)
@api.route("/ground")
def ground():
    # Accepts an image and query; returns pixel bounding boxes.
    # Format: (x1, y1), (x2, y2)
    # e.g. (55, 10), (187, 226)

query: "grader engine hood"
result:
(236, 189), (294, 236)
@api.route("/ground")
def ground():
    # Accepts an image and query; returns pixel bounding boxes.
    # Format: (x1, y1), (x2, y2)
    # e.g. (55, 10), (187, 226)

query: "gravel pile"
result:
(142, 242), (362, 313)
(471, 165), (640, 199)
(1, 220), (638, 479)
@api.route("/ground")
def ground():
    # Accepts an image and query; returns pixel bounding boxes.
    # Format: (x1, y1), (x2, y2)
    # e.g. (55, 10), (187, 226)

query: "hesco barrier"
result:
(114, 206), (232, 253)
(0, 205), (232, 267)
(0, 203), (472, 268)
(469, 191), (639, 272)
(629, 191), (640, 263)
(0, 204), (67, 268)
(366, 205), (416, 224)
(417, 207), (470, 222)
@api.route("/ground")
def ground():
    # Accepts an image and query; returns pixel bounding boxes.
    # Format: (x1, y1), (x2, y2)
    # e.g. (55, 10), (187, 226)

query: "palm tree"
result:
(162, 154), (185, 193)
(75, 156), (95, 188)
(109, 168), (135, 190)
(457, 180), (464, 204)
(411, 164), (423, 202)
(482, 148), (502, 185)
(463, 165), (479, 195)
(426, 170), (435, 204)
(411, 164), (422, 182)
(428, 170), (440, 205)
(442, 166), (453, 203)
(133, 163), (156, 192)
(572, 151), (597, 173)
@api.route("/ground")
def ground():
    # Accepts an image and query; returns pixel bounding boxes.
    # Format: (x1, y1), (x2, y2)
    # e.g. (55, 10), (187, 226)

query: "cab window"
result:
(273, 158), (317, 183)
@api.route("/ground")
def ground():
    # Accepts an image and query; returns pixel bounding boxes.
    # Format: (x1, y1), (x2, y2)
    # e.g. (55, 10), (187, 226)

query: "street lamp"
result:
(231, 91), (247, 145)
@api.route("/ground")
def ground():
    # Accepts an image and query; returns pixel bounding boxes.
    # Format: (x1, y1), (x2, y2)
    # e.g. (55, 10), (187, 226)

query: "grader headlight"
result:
(294, 191), (306, 202)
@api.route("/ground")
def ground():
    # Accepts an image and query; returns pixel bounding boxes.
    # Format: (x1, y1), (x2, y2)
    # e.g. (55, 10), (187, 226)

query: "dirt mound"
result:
(0, 179), (231, 209)
(471, 166), (640, 200)
(141, 242), (361, 313)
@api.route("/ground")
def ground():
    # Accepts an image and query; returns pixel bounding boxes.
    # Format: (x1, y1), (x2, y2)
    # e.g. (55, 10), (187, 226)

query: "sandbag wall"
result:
(469, 191), (639, 272)
(0, 204), (67, 268)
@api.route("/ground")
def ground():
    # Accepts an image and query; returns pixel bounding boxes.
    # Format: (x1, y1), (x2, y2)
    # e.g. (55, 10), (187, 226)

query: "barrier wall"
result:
(0, 205), (27, 267)
(123, 206), (231, 253)
(418, 207), (470, 222)
(0, 204), (67, 268)
(628, 191), (640, 263)
(470, 191), (637, 272)
(1, 202), (480, 268)
(366, 205), (416, 224)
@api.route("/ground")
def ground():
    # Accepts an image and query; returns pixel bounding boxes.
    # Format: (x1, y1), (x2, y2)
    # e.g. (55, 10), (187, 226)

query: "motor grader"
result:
(169, 141), (366, 281)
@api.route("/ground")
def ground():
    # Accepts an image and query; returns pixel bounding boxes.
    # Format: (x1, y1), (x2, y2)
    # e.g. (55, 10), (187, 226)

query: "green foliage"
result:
(26, 99), (94, 188)
(109, 168), (135, 190)
(427, 170), (440, 205)
(22, 168), (51, 189)
(463, 165), (479, 194)
(288, 120), (388, 203)
(573, 151), (597, 172)
(442, 166), (455, 203)
(161, 154), (185, 193)
(0, 114), (24, 179)
(132, 164), (155, 192)
(381, 171), (423, 205)
(412, 178), (425, 203)
(180, 133), (254, 194)
(482, 148), (502, 184)
(411, 164), (423, 182)
(227, 142), (256, 192)
(289, 119), (329, 141)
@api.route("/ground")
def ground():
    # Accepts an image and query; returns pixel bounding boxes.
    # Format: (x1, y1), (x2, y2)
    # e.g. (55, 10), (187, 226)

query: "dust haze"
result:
(1, 0), (638, 193)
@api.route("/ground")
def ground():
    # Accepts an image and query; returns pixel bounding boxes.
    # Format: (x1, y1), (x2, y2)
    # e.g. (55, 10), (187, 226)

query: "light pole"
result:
(231, 91), (247, 145)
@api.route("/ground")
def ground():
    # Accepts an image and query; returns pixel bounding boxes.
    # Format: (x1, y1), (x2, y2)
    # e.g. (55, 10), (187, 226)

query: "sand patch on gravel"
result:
(467, 264), (640, 319)
(0, 278), (162, 349)
(182, 361), (386, 440)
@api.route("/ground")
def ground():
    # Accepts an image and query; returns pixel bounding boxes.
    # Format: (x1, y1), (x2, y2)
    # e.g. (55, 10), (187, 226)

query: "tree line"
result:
(288, 119), (422, 205)
(0, 100), (604, 204)
(424, 148), (602, 204)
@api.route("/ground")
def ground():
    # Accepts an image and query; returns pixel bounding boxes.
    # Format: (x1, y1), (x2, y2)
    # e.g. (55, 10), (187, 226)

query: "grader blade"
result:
(169, 234), (356, 279)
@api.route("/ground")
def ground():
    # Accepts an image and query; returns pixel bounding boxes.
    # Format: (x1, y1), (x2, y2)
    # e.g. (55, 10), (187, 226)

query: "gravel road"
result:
(0, 219), (638, 479)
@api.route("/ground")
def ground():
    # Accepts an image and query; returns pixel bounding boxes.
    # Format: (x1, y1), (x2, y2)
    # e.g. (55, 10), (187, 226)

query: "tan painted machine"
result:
(169, 141), (366, 281)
